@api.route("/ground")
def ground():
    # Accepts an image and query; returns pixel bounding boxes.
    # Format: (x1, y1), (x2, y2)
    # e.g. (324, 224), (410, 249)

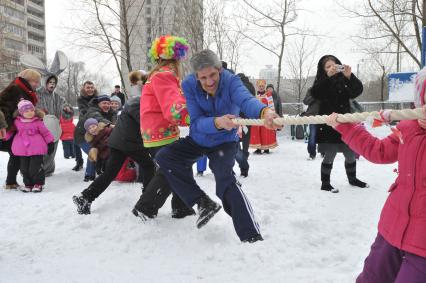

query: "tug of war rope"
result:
(232, 108), (426, 126)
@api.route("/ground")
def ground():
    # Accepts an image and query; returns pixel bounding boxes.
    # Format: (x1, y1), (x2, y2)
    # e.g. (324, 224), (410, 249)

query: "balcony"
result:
(27, 25), (45, 36)
(27, 0), (44, 13)
(26, 13), (44, 24)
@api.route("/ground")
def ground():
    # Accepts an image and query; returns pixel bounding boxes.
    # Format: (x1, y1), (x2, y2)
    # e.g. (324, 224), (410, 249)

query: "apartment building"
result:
(0, 0), (46, 88)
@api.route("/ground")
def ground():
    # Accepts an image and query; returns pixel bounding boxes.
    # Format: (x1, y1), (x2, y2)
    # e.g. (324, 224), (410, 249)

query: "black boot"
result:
(132, 207), (156, 222)
(196, 194), (222, 229)
(242, 234), (264, 243)
(345, 162), (368, 188)
(172, 207), (196, 219)
(72, 194), (92, 214)
(72, 160), (83, 171)
(253, 149), (262, 155)
(321, 163), (339, 193)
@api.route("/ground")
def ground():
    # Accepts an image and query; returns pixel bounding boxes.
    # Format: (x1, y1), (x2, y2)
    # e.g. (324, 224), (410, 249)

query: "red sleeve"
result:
(150, 71), (189, 126)
(335, 123), (399, 164)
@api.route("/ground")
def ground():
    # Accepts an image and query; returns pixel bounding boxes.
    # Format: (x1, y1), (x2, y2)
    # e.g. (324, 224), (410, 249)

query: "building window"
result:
(28, 44), (45, 55)
(28, 32), (44, 42)
(6, 23), (25, 37)
(29, 0), (44, 6)
(10, 0), (24, 6)
(3, 6), (25, 21)
(27, 8), (43, 18)
(28, 21), (44, 30)
(5, 38), (25, 51)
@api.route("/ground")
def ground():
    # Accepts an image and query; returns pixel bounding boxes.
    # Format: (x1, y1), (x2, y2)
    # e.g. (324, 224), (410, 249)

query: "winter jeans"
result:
(357, 233), (426, 283)
(20, 155), (45, 186)
(43, 141), (58, 176)
(134, 146), (190, 216)
(62, 140), (75, 158)
(155, 136), (261, 241)
(0, 137), (20, 185)
(78, 142), (96, 177)
(307, 124), (317, 157)
(82, 147), (155, 203)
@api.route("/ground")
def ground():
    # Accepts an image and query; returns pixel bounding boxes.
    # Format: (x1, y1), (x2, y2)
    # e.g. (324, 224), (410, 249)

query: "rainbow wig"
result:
(149, 35), (189, 63)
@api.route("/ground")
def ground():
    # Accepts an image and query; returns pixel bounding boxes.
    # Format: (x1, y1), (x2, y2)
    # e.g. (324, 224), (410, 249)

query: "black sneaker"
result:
(72, 162), (83, 171)
(196, 171), (203, 177)
(196, 195), (222, 229)
(132, 207), (156, 222)
(72, 195), (92, 214)
(253, 149), (262, 155)
(171, 207), (196, 219)
(84, 175), (95, 182)
(263, 149), (270, 154)
(242, 234), (264, 243)
(321, 183), (339, 193)
(349, 178), (369, 188)
(240, 170), (248, 178)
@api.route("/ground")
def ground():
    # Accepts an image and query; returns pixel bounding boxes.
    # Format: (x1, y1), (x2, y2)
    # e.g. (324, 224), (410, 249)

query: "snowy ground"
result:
(0, 126), (396, 283)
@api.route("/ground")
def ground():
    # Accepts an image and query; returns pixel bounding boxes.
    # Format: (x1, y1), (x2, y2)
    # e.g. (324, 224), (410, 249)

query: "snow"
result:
(0, 126), (396, 283)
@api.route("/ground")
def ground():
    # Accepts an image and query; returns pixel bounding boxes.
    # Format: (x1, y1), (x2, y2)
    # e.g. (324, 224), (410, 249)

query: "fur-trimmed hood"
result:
(84, 121), (110, 143)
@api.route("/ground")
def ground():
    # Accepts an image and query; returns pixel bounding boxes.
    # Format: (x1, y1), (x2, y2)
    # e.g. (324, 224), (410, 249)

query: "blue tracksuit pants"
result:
(155, 136), (261, 241)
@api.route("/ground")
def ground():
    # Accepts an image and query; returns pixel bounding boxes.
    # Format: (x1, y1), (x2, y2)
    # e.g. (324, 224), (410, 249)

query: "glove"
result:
(88, 147), (98, 162)
(47, 142), (55, 155)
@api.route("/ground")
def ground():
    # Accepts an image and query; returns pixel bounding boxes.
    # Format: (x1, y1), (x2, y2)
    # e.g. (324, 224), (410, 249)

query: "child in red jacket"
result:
(60, 108), (76, 159)
(326, 68), (426, 283)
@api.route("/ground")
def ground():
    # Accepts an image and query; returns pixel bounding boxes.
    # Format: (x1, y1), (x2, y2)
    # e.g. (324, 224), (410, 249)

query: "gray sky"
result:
(45, 0), (366, 86)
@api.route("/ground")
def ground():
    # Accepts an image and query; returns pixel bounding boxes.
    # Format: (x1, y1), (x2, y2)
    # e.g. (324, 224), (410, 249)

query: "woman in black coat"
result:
(310, 55), (367, 193)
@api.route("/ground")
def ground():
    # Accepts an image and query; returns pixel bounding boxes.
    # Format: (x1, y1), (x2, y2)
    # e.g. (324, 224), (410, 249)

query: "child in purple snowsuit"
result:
(12, 100), (54, 192)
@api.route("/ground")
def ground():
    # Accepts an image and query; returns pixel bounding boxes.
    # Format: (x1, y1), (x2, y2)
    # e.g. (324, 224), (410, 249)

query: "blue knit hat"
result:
(84, 118), (98, 131)
(96, 95), (111, 104)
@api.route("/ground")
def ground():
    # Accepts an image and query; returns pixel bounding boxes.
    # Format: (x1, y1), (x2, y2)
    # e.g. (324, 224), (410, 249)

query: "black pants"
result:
(0, 138), (20, 185)
(20, 155), (44, 186)
(134, 146), (189, 216)
(82, 147), (155, 203)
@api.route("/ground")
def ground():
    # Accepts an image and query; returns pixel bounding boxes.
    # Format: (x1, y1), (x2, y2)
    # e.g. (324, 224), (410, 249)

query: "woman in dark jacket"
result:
(0, 69), (41, 189)
(310, 55), (367, 193)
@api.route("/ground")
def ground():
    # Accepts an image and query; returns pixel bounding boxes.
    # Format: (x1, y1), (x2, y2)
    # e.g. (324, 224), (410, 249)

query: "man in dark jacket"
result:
(111, 85), (126, 106)
(74, 95), (115, 181)
(73, 81), (99, 171)
(236, 73), (256, 177)
(72, 97), (155, 214)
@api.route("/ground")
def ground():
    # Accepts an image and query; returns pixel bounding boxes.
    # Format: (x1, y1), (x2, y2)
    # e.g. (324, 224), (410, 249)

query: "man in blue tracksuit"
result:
(155, 50), (281, 243)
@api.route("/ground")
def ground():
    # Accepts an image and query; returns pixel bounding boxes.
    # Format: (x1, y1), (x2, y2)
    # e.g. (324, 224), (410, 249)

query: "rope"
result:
(233, 108), (425, 126)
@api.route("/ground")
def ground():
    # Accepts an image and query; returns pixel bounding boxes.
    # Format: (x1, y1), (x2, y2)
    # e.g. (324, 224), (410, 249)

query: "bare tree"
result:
(338, 0), (425, 69)
(65, 0), (146, 95)
(202, 0), (244, 71)
(286, 33), (318, 111)
(236, 0), (299, 95)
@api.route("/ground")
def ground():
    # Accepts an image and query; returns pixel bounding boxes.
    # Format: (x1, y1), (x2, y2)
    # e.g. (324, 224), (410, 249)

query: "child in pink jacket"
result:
(12, 100), (54, 192)
(326, 69), (426, 283)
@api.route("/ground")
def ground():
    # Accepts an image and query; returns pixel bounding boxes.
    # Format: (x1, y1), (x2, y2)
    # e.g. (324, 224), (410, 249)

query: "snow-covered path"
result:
(0, 127), (395, 283)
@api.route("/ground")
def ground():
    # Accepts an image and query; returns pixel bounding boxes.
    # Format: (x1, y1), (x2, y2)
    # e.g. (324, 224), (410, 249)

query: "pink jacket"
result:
(12, 116), (54, 156)
(336, 121), (426, 258)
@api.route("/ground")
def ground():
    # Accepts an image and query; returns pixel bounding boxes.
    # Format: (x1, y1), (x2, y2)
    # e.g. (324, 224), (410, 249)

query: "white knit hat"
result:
(414, 67), (426, 107)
